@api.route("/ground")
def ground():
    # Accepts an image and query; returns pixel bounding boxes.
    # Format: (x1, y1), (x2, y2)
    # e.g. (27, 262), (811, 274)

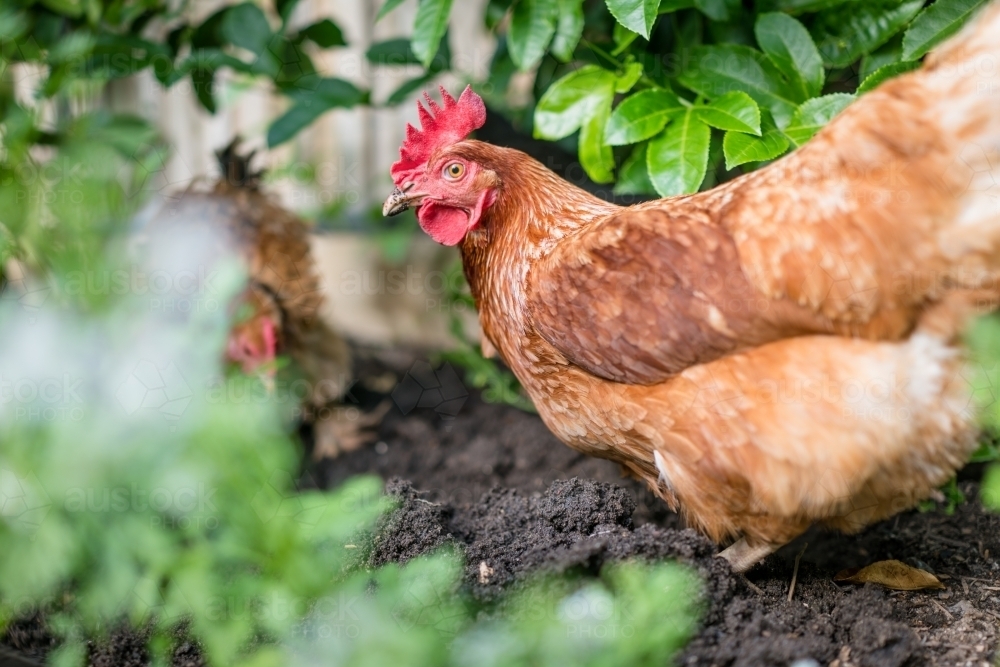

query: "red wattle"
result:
(417, 201), (470, 246)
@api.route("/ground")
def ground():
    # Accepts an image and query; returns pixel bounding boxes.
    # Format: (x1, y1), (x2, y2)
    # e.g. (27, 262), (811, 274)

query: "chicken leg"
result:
(716, 538), (782, 572)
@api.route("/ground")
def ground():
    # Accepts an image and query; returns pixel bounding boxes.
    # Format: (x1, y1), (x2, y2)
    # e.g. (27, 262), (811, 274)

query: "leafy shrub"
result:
(378, 0), (988, 194)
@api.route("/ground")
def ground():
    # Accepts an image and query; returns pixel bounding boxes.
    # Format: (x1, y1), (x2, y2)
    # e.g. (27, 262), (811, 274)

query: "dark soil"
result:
(314, 350), (1000, 667)
(5, 349), (1000, 667)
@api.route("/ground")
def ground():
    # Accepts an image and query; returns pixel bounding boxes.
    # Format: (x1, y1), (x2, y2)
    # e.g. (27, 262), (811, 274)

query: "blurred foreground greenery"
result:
(963, 316), (1000, 510)
(1, 6), (699, 664)
(0, 222), (701, 666)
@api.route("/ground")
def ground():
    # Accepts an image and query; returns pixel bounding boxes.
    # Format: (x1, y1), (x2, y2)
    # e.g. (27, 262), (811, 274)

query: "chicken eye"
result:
(443, 162), (465, 180)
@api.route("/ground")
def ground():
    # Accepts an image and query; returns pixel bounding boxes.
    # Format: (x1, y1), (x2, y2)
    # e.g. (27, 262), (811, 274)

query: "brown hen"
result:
(383, 5), (1000, 570)
(145, 141), (371, 458)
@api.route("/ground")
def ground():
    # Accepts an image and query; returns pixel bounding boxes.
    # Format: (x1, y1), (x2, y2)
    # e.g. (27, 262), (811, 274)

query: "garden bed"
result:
(4, 349), (1000, 667)
(316, 350), (1000, 667)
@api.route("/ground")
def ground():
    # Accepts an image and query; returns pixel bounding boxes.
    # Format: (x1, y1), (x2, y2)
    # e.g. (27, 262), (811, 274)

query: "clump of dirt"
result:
(1, 612), (56, 663)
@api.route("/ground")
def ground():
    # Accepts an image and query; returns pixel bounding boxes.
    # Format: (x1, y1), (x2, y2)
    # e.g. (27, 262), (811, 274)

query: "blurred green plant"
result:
(964, 315), (1000, 511)
(917, 476), (965, 515)
(0, 181), (695, 667)
(0, 0), (367, 300)
(0, 243), (699, 666)
(291, 554), (701, 667)
(1, 0), (364, 142)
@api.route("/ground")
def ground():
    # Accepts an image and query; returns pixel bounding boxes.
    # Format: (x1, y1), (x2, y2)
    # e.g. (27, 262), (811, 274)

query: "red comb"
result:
(391, 85), (486, 186)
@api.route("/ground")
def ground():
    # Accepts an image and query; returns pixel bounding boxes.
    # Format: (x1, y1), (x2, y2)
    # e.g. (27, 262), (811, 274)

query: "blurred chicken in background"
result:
(139, 139), (382, 458)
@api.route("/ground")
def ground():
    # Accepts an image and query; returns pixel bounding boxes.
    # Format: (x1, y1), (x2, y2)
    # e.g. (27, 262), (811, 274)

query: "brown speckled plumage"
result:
(438, 5), (1000, 568)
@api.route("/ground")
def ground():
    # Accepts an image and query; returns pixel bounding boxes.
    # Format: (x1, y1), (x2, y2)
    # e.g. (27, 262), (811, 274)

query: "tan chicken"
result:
(144, 141), (374, 458)
(382, 5), (1000, 571)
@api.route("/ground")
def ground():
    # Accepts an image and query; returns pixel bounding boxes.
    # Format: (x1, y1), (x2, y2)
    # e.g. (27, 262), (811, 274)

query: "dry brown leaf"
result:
(834, 559), (945, 591)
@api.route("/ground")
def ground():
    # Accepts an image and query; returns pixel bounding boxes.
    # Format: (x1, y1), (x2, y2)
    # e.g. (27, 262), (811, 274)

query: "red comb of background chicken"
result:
(390, 85), (486, 187)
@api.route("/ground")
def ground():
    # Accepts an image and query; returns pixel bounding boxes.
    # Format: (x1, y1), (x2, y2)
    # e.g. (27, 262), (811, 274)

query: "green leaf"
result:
(267, 102), (327, 147)
(579, 97), (615, 183)
(221, 3), (271, 55)
(614, 144), (657, 194)
(386, 74), (436, 105)
(293, 77), (366, 105)
(47, 32), (95, 64)
(693, 0), (729, 21)
(368, 34), (450, 73)
(693, 91), (761, 135)
(755, 13), (824, 99)
(722, 110), (790, 168)
(272, 77), (366, 136)
(299, 19), (346, 48)
(605, 0), (660, 39)
(276, 0), (301, 23)
(534, 65), (617, 140)
(612, 21), (640, 55)
(412, 0), (454, 69)
(367, 38), (422, 66)
(508, 0), (558, 70)
(658, 0), (695, 12)
(615, 61), (644, 93)
(192, 68), (216, 112)
(857, 60), (921, 94)
(757, 0), (851, 12)
(678, 44), (801, 127)
(487, 0), (515, 28)
(647, 109), (711, 196)
(39, 0), (83, 17)
(605, 89), (684, 145)
(902, 0), (988, 61)
(551, 0), (585, 61)
(860, 36), (903, 79)
(191, 7), (229, 49)
(377, 0), (408, 21)
(784, 93), (854, 146)
(812, 1), (924, 69)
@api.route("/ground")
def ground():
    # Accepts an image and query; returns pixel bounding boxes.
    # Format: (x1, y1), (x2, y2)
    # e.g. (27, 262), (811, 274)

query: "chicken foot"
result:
(716, 537), (782, 573)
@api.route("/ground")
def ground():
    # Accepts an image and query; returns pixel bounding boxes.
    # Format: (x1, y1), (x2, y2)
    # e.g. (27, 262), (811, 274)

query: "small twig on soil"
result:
(926, 534), (970, 549)
(930, 599), (954, 621)
(741, 575), (764, 596)
(788, 542), (808, 603)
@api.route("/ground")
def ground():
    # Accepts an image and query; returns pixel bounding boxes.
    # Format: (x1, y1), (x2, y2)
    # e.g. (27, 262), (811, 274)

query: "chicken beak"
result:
(383, 187), (412, 217)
